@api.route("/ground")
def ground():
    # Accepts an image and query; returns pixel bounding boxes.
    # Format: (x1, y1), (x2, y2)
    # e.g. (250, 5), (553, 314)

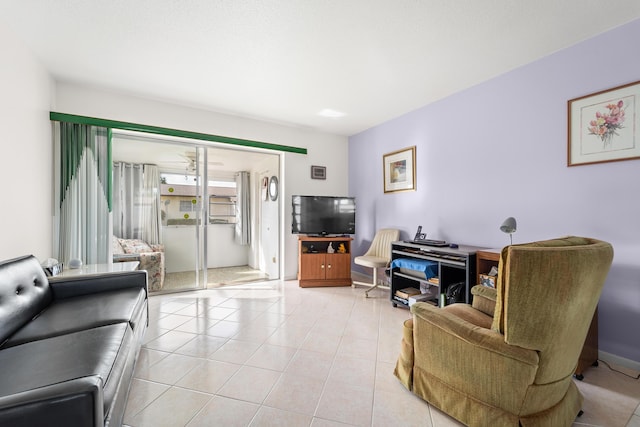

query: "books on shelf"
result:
(393, 295), (409, 305)
(408, 293), (438, 307)
(395, 287), (421, 299)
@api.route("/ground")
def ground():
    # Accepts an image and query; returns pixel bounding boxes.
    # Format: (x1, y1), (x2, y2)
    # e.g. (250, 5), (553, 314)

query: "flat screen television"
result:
(292, 195), (356, 236)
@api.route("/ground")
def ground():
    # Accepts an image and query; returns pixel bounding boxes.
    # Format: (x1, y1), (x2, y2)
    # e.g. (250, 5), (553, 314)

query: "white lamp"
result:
(499, 217), (517, 245)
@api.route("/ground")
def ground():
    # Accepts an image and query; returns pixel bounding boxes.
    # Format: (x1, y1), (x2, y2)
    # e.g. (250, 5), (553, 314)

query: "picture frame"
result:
(568, 80), (640, 166)
(310, 165), (326, 180)
(383, 146), (416, 193)
(261, 176), (269, 200)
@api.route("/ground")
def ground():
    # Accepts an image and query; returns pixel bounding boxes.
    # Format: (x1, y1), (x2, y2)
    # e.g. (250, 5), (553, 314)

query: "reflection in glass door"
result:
(157, 146), (207, 292)
(194, 146), (208, 290)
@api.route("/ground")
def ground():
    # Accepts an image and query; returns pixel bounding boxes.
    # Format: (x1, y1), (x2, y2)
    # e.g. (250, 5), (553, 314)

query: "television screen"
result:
(292, 195), (356, 235)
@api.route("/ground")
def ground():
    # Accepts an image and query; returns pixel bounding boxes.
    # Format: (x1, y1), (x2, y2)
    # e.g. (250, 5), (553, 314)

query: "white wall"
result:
(253, 155), (280, 279)
(55, 83), (349, 279)
(0, 25), (53, 261)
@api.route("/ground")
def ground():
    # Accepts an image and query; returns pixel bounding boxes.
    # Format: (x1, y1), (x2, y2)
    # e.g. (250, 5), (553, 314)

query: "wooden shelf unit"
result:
(297, 236), (352, 288)
(476, 248), (501, 287)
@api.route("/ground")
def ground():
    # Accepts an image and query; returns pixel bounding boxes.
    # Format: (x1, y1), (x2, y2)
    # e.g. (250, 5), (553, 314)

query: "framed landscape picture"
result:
(568, 80), (640, 166)
(383, 146), (416, 193)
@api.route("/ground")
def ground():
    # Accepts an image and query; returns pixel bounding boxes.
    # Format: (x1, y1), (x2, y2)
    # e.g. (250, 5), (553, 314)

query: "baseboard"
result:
(351, 271), (370, 282)
(351, 270), (389, 287)
(599, 350), (640, 374)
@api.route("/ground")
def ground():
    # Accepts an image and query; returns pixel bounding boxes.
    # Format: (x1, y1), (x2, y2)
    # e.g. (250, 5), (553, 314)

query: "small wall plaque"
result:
(311, 165), (326, 180)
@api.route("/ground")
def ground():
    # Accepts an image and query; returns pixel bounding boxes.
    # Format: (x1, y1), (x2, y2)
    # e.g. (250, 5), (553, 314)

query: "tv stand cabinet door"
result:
(325, 254), (351, 280)
(299, 254), (326, 281)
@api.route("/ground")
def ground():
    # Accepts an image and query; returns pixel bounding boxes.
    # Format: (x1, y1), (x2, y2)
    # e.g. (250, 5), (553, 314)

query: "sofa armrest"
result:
(150, 244), (164, 252)
(0, 375), (103, 427)
(471, 285), (497, 317)
(136, 252), (164, 266)
(49, 270), (148, 300)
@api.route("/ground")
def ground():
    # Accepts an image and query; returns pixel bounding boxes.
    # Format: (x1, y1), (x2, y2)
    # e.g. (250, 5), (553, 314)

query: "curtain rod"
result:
(50, 112), (308, 155)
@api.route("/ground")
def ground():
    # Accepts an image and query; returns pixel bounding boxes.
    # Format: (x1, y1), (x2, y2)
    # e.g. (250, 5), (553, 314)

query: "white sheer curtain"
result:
(56, 123), (111, 265)
(113, 162), (161, 244)
(235, 171), (251, 245)
(113, 162), (143, 239)
(141, 164), (161, 244)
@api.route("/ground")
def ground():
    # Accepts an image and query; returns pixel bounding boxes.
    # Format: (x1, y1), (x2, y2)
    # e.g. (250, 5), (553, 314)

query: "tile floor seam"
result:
(182, 394), (216, 427)
(308, 330), (345, 424)
(124, 380), (170, 421)
(306, 303), (343, 423)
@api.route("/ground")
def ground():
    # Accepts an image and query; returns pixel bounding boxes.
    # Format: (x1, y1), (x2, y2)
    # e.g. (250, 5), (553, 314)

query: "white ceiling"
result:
(2, 1), (640, 136)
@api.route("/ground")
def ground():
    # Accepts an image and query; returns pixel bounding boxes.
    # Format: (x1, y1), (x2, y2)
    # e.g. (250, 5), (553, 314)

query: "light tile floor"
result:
(124, 280), (640, 427)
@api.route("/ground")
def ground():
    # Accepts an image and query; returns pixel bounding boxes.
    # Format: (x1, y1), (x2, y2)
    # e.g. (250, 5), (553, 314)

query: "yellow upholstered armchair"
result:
(394, 236), (613, 427)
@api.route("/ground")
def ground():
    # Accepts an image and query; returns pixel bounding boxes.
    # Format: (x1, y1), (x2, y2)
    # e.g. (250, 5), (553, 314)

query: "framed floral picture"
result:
(568, 80), (640, 166)
(383, 146), (416, 193)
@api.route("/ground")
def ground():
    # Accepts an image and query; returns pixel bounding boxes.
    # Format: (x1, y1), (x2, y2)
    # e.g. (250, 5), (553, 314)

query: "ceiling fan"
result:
(161, 152), (224, 175)
(161, 152), (196, 173)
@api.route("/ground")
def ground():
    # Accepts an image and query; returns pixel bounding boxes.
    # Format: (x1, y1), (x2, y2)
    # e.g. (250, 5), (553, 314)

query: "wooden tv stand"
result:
(297, 235), (352, 287)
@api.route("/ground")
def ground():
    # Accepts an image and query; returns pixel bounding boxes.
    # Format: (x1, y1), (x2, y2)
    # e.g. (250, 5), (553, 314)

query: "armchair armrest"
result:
(150, 244), (164, 252)
(471, 285), (497, 317)
(49, 270), (148, 300)
(411, 302), (536, 364)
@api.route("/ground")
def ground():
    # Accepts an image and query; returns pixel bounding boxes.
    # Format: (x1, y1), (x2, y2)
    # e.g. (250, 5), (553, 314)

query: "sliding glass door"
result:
(112, 135), (208, 292)
(52, 112), (288, 293)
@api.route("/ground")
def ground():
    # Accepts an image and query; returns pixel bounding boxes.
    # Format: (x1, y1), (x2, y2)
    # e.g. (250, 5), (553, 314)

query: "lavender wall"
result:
(349, 19), (640, 363)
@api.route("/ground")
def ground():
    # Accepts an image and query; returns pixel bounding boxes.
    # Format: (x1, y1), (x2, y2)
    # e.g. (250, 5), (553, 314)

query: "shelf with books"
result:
(389, 241), (484, 309)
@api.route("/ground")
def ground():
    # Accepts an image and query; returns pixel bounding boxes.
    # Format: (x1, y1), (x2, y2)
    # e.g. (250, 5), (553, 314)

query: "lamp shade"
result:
(500, 217), (517, 234)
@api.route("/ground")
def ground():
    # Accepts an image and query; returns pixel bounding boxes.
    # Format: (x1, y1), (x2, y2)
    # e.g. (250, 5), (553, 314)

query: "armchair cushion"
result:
(471, 285), (497, 317)
(3, 287), (146, 348)
(118, 238), (152, 254)
(442, 303), (493, 329)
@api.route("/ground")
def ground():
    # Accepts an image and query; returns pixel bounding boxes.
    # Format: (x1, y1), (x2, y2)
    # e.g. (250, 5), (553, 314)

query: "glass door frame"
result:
(194, 146), (208, 291)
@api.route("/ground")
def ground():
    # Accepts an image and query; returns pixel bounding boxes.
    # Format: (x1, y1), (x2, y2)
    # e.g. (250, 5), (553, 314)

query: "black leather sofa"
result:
(0, 255), (148, 427)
